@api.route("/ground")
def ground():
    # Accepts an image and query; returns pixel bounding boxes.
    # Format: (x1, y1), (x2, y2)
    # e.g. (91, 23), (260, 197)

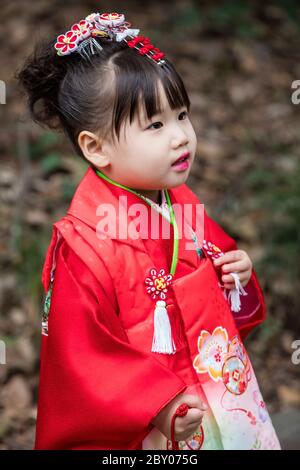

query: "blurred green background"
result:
(0, 0), (299, 449)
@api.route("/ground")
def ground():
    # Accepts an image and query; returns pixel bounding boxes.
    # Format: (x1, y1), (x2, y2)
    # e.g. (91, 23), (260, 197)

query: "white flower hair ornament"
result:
(54, 12), (166, 65)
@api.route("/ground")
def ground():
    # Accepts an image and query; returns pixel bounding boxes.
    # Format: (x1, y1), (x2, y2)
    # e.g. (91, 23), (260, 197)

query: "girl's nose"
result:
(172, 129), (189, 148)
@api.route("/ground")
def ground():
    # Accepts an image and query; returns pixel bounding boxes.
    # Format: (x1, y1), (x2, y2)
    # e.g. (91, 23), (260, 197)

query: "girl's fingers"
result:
(185, 409), (204, 425)
(223, 278), (249, 289)
(221, 260), (249, 274)
(222, 272), (248, 283)
(213, 250), (244, 266)
(222, 271), (251, 289)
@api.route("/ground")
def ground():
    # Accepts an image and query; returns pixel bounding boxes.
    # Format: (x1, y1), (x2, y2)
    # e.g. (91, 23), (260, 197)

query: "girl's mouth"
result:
(171, 154), (190, 171)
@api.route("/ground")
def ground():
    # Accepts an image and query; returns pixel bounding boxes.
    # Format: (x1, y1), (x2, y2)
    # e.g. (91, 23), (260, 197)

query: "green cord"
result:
(164, 189), (179, 276)
(95, 169), (179, 276)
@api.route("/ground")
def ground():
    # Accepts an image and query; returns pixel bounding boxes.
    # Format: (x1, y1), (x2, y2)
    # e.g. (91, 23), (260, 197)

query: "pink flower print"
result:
(193, 327), (251, 395)
(193, 326), (229, 382)
(222, 356), (248, 395)
(71, 20), (91, 41)
(228, 335), (249, 368)
(145, 268), (172, 300)
(54, 31), (79, 56)
(214, 345), (223, 363)
(167, 425), (204, 450)
(253, 390), (268, 423)
(202, 239), (224, 260)
(228, 335), (251, 382)
(247, 411), (257, 426)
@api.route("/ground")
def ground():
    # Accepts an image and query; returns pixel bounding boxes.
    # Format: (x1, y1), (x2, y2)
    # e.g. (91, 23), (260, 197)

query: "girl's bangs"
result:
(111, 55), (190, 142)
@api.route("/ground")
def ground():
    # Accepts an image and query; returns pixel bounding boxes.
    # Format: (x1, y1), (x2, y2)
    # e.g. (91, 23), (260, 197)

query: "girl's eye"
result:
(147, 110), (188, 130)
(179, 110), (188, 119)
(148, 121), (163, 130)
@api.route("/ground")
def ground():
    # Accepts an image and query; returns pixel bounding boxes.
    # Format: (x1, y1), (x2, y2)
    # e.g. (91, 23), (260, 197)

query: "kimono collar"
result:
(66, 166), (204, 271)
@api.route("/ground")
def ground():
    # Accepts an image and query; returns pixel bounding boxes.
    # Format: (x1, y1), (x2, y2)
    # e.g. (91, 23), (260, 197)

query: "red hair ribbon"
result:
(126, 35), (165, 64)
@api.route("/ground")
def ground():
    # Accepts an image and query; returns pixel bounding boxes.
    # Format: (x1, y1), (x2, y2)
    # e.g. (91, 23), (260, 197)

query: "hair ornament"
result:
(54, 12), (166, 65)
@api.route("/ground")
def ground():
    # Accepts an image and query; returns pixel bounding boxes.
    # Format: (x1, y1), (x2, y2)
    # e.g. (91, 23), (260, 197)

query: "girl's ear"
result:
(78, 130), (111, 168)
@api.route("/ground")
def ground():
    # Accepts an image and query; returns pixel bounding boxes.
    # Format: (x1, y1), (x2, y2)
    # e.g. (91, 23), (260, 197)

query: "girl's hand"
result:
(213, 250), (252, 290)
(151, 393), (207, 441)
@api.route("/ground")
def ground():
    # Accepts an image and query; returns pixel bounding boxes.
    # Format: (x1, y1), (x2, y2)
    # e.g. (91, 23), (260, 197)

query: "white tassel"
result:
(151, 300), (176, 354)
(226, 272), (248, 312)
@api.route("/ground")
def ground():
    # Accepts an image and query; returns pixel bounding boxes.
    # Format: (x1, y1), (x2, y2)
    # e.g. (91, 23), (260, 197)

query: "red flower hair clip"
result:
(54, 11), (166, 66)
(126, 35), (165, 64)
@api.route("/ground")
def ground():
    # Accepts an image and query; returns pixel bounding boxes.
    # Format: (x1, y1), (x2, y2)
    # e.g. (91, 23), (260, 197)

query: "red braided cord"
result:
(126, 36), (165, 63)
(170, 403), (189, 450)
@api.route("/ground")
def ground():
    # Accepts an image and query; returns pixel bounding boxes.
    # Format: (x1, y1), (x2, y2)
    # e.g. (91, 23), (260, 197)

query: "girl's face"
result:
(82, 81), (197, 203)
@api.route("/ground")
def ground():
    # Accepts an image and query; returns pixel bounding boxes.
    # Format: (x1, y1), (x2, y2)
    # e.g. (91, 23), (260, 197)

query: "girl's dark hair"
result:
(16, 32), (190, 159)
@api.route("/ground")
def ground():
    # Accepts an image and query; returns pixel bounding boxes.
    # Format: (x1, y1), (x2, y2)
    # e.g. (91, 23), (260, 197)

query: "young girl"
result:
(18, 12), (280, 450)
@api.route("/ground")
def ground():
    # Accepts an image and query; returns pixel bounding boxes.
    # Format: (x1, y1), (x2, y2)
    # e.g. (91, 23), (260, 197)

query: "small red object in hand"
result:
(170, 403), (189, 450)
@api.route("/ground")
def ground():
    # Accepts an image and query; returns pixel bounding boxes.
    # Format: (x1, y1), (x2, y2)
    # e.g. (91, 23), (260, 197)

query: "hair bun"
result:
(16, 37), (69, 129)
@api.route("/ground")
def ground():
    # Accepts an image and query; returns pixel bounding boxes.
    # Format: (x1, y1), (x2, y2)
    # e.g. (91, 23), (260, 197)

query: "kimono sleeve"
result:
(204, 210), (266, 340)
(35, 240), (187, 450)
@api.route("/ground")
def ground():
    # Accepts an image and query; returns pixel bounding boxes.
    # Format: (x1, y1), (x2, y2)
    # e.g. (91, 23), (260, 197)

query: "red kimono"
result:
(35, 167), (280, 450)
